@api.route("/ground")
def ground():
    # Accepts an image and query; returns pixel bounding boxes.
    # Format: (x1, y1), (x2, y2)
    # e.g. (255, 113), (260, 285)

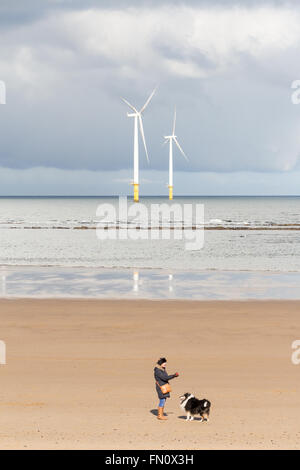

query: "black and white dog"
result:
(180, 393), (211, 422)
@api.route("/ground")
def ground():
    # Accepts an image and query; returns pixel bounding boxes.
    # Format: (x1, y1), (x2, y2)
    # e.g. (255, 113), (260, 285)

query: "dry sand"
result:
(0, 299), (299, 450)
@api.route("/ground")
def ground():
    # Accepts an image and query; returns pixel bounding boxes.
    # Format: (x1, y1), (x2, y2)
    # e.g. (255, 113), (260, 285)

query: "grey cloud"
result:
(1, 1), (300, 180)
(1, 167), (300, 196)
(0, 0), (294, 27)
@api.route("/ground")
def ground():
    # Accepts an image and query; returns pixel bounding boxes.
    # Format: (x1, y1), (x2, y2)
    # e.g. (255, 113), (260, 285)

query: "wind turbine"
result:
(164, 108), (188, 200)
(122, 88), (156, 202)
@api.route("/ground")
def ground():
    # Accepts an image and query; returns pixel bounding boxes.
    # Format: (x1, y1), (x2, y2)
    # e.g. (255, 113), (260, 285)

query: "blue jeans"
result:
(158, 398), (166, 407)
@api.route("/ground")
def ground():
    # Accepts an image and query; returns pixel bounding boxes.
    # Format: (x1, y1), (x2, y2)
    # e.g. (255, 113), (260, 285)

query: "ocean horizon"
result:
(0, 195), (299, 198)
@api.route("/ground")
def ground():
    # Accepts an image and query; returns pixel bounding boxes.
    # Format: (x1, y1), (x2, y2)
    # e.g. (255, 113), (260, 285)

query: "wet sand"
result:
(0, 299), (299, 450)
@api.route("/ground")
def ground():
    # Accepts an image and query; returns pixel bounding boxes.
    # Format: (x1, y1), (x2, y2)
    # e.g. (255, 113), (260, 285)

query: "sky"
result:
(1, 0), (300, 195)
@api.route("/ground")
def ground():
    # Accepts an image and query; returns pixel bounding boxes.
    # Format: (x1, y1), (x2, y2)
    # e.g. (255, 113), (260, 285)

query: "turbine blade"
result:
(162, 139), (168, 147)
(138, 115), (149, 163)
(174, 137), (188, 161)
(121, 97), (138, 113)
(140, 87), (156, 114)
(172, 107), (176, 135)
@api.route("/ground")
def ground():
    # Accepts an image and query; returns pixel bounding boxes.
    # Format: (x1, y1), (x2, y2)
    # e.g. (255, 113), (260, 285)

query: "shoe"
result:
(157, 407), (167, 420)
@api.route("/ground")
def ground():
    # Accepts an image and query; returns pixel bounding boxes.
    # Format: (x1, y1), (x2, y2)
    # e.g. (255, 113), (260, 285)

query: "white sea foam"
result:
(208, 218), (224, 225)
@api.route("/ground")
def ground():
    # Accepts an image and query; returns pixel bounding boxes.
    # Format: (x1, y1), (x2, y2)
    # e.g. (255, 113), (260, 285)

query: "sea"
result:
(0, 196), (300, 299)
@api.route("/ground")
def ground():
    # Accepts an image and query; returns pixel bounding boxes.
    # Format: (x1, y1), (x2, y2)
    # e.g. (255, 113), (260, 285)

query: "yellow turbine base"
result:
(168, 186), (173, 200)
(133, 183), (139, 202)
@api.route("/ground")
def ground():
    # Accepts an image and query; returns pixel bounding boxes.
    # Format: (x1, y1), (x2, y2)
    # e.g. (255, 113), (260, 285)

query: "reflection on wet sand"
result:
(0, 267), (300, 300)
(133, 271), (139, 293)
(168, 274), (173, 293)
(1, 269), (6, 297)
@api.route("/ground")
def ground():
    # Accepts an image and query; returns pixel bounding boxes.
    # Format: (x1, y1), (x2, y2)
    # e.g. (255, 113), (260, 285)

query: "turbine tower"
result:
(164, 108), (188, 200)
(122, 89), (156, 202)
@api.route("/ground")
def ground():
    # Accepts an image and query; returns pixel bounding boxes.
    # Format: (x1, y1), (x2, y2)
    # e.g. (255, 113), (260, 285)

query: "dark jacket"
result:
(154, 366), (177, 399)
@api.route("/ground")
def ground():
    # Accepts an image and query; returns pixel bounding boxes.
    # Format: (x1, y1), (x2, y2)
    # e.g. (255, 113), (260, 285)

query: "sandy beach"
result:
(0, 298), (299, 450)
